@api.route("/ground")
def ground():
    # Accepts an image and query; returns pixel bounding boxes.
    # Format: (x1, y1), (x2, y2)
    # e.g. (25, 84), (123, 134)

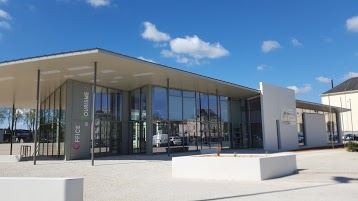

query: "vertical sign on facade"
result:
(70, 82), (92, 159)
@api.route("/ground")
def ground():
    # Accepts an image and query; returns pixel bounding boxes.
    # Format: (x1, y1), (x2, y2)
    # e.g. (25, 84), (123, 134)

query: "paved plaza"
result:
(0, 148), (357, 201)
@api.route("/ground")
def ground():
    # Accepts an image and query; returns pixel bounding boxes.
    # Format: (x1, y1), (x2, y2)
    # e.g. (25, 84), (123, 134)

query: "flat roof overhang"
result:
(296, 100), (350, 113)
(0, 48), (259, 109)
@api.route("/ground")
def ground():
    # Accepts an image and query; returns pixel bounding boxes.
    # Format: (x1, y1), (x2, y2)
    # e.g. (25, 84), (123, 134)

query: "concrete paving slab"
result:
(0, 148), (357, 201)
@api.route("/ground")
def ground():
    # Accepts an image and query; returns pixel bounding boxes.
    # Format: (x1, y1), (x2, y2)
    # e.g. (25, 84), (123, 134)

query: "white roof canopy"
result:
(0, 48), (259, 109)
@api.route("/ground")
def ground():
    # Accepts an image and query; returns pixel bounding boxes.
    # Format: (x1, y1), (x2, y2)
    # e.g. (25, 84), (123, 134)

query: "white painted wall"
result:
(301, 113), (328, 148)
(260, 82), (299, 151)
(321, 91), (358, 135)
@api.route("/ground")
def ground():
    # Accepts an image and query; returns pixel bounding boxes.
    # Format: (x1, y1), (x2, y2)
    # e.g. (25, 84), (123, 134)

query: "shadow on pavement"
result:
(332, 176), (358, 183)
(194, 183), (336, 201)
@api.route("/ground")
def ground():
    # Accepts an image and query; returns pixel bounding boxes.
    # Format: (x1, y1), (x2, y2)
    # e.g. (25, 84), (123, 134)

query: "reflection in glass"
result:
(296, 108), (305, 146)
(221, 122), (230, 148)
(326, 112), (338, 143)
(169, 96), (182, 121)
(130, 86), (147, 154)
(152, 87), (167, 121)
(183, 96), (197, 151)
(169, 89), (182, 96)
(200, 93), (208, 115)
(248, 98), (262, 148)
(60, 83), (66, 156)
(39, 82), (68, 158)
(220, 97), (229, 122)
(208, 95), (218, 120)
(94, 86), (122, 155)
(131, 121), (146, 154)
(130, 89), (140, 121)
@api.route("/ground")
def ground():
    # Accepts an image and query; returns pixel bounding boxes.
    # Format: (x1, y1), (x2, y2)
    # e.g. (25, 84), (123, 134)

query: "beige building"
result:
(321, 77), (358, 135)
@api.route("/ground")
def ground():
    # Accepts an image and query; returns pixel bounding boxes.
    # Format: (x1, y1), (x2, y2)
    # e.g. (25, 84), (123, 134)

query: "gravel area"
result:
(0, 148), (357, 201)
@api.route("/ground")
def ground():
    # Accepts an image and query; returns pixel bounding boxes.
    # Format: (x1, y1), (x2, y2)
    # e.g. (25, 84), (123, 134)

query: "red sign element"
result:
(73, 143), (80, 150)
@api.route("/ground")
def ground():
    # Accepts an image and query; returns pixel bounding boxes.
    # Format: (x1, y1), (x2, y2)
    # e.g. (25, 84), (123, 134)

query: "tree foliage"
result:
(24, 109), (36, 132)
(0, 107), (12, 129)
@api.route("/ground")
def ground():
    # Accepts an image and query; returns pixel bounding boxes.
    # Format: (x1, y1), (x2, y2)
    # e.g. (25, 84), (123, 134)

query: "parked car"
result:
(298, 133), (304, 144)
(169, 136), (182, 146)
(342, 134), (357, 141)
(152, 134), (168, 146)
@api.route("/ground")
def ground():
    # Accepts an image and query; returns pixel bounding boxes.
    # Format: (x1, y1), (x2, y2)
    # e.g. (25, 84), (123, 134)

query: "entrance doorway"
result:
(130, 121), (146, 154)
(94, 117), (121, 155)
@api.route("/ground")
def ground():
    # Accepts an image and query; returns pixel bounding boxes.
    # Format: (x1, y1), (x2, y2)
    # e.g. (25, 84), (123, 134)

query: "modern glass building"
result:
(0, 48), (349, 160)
(36, 79), (263, 159)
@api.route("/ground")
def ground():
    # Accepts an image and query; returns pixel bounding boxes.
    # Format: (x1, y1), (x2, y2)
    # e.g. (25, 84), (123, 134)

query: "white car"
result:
(169, 136), (182, 146)
(152, 134), (168, 146)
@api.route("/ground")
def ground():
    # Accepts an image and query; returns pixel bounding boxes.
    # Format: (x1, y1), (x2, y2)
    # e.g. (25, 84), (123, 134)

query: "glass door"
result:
(131, 121), (146, 154)
(108, 122), (121, 154)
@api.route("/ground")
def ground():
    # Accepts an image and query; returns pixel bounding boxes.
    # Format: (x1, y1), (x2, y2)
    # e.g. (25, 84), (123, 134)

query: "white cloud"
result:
(154, 43), (167, 48)
(0, 9), (11, 20)
(161, 49), (199, 65)
(169, 35), (229, 59)
(344, 72), (358, 80)
(161, 49), (175, 58)
(176, 56), (190, 64)
(86, 0), (110, 7)
(346, 16), (358, 32)
(354, 52), (358, 56)
(315, 76), (331, 84)
(142, 21), (171, 42)
(261, 40), (281, 53)
(291, 38), (303, 47)
(287, 84), (312, 94)
(256, 65), (270, 71)
(137, 56), (156, 63)
(0, 21), (10, 29)
(0, 0), (8, 4)
(141, 22), (229, 65)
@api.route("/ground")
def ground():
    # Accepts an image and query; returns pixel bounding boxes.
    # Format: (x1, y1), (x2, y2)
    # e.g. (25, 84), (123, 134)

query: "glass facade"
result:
(39, 80), (264, 159)
(93, 87), (122, 156)
(39, 81), (122, 159)
(39, 82), (66, 158)
(248, 97), (263, 148)
(152, 86), (261, 154)
(130, 86), (147, 154)
(296, 108), (305, 146)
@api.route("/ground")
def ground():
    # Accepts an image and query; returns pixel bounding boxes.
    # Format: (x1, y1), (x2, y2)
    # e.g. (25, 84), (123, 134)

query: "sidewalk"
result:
(0, 148), (357, 201)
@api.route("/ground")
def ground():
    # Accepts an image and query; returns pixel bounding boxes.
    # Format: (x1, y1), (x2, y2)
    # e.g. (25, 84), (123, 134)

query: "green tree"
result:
(0, 108), (5, 126)
(0, 107), (13, 129)
(13, 109), (23, 135)
(24, 109), (36, 133)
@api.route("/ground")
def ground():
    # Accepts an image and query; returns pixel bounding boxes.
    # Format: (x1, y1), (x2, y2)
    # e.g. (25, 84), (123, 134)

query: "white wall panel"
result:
(260, 82), (299, 151)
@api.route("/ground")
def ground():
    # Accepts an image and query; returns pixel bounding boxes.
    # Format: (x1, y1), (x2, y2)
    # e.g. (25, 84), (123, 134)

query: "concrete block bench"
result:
(0, 155), (21, 162)
(0, 177), (83, 201)
(173, 153), (297, 181)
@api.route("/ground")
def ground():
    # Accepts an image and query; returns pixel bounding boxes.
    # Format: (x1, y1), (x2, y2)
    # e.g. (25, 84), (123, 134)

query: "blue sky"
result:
(0, 0), (358, 106)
